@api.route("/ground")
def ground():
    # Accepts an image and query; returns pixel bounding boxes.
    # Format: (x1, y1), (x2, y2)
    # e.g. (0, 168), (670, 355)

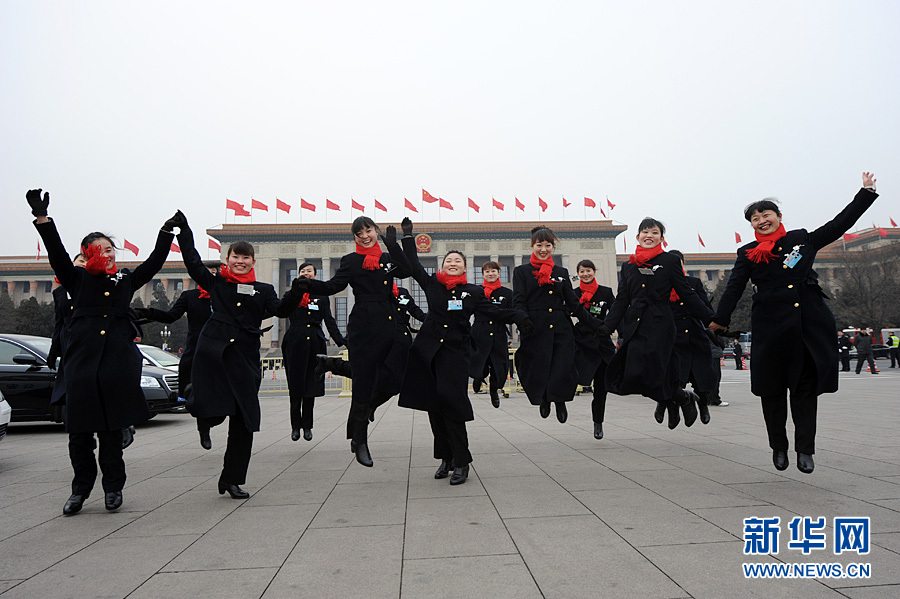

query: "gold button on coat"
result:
(229, 338), (235, 342)
(794, 303), (800, 307)
(388, 316), (392, 320)
(440, 338), (444, 342)
(236, 302), (241, 306)
(548, 308), (553, 312)
(788, 284), (793, 289)
(549, 324), (553, 329)
(104, 291), (110, 296)
(783, 265), (788, 269)
(548, 290), (553, 294)
(100, 330), (106, 335)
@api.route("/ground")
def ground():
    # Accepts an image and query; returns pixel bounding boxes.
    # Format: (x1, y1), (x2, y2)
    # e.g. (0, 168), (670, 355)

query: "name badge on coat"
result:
(237, 284), (256, 295)
(784, 246), (803, 268)
(308, 302), (319, 311)
(447, 299), (463, 311)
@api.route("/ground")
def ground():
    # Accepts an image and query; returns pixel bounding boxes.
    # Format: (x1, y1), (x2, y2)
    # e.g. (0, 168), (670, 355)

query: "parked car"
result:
(0, 389), (11, 441)
(0, 334), (181, 423)
(849, 343), (891, 360)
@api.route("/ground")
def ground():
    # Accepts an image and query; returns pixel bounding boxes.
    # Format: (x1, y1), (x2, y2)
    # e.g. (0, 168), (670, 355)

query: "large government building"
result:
(2, 221), (896, 354)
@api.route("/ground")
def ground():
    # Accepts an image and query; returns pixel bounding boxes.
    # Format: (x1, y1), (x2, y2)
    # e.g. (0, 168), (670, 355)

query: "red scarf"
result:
(530, 254), (555, 286)
(745, 223), (787, 264)
(628, 243), (664, 267)
(436, 270), (468, 290)
(219, 265), (256, 284)
(482, 279), (502, 298)
(579, 279), (599, 306)
(392, 282), (399, 298)
(54, 276), (60, 285)
(355, 243), (383, 270)
(82, 244), (117, 276)
(299, 293), (310, 308)
(670, 267), (687, 302)
(197, 286), (210, 299)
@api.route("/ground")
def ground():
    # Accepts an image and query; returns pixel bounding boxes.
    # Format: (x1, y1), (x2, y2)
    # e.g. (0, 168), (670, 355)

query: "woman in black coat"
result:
(29, 189), (175, 515)
(398, 219), (531, 484)
(134, 261), (220, 449)
(572, 259), (617, 440)
(282, 262), (346, 442)
(667, 250), (718, 426)
(175, 213), (299, 498)
(602, 218), (715, 430)
(295, 216), (411, 467)
(711, 173), (878, 474)
(469, 261), (513, 409)
(513, 226), (601, 423)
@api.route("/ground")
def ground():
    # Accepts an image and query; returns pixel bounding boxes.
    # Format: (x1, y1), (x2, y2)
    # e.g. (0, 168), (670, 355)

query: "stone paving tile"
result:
(537, 458), (643, 492)
(624, 468), (767, 510)
(338, 455), (410, 484)
(407, 466), (487, 499)
(309, 481), (408, 528)
(465, 451), (545, 478)
(480, 475), (590, 519)
(838, 585), (900, 598)
(129, 568), (279, 599)
(403, 495), (516, 559)
(245, 467), (344, 506)
(401, 555), (542, 599)
(580, 445), (679, 472)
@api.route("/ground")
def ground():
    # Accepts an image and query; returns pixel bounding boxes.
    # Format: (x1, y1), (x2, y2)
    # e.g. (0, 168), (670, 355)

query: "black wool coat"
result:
(671, 276), (717, 392)
(373, 286), (426, 400)
(282, 295), (344, 399)
(36, 219), (172, 433)
(603, 251), (715, 403)
(49, 285), (73, 405)
(512, 263), (599, 405)
(573, 284), (617, 386)
(399, 244), (526, 422)
(177, 228), (298, 431)
(145, 288), (212, 395)
(714, 188), (878, 397)
(468, 285), (514, 388)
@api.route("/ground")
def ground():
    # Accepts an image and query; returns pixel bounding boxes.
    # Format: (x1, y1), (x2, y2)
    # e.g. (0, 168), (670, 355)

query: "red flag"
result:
(251, 198), (268, 212)
(599, 207), (607, 218)
(438, 198), (453, 210)
(492, 197), (504, 210)
(226, 199), (250, 216)
(467, 198), (480, 213)
(300, 198), (316, 212)
(374, 199), (387, 212)
(351, 199), (365, 212)
(326, 199), (341, 211)
(124, 239), (139, 256)
(37, 241), (41, 261)
(563, 197), (571, 207)
(584, 196), (596, 208)
(878, 227), (888, 238)
(842, 233), (860, 241)
(276, 198), (292, 213)
(208, 239), (221, 251)
(734, 232), (742, 244)
(623, 238), (626, 252)
(891, 217), (898, 227)
(698, 234), (706, 248)
(607, 196), (616, 210)
(404, 198), (419, 213)
(423, 189), (439, 203)
(538, 197), (548, 212)
(170, 242), (181, 253)
(515, 197), (525, 211)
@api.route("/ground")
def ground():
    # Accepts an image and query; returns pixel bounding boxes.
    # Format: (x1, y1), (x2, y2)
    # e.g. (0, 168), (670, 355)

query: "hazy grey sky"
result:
(2, 0), (897, 259)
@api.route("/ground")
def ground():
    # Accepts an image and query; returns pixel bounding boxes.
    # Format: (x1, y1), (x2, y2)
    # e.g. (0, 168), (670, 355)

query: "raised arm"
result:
(403, 293), (427, 322)
(808, 174), (878, 250)
(130, 225), (176, 291)
(473, 291), (528, 326)
(175, 216), (216, 291)
(306, 256), (352, 296)
(561, 275), (600, 328)
(400, 228), (432, 289)
(29, 190), (81, 290)
(711, 254), (751, 330)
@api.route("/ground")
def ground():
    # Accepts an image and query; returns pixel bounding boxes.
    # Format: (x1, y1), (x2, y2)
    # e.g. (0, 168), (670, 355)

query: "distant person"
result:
(854, 329), (878, 375)
(733, 340), (743, 370)
(888, 332), (899, 368)
(838, 331), (853, 371)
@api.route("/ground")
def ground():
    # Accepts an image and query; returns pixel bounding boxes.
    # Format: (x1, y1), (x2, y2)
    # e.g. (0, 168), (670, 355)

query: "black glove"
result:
(292, 276), (310, 294)
(519, 318), (535, 337)
(401, 217), (413, 237)
(134, 307), (153, 321)
(45, 351), (59, 370)
(381, 225), (397, 246)
(26, 189), (50, 217)
(335, 337), (347, 347)
(163, 210), (188, 232)
(596, 323), (612, 338)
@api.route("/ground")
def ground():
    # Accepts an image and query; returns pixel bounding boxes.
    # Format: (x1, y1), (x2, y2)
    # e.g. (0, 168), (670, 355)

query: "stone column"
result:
(321, 256), (331, 281)
(182, 277), (192, 291)
(513, 255), (522, 267)
(29, 280), (39, 295)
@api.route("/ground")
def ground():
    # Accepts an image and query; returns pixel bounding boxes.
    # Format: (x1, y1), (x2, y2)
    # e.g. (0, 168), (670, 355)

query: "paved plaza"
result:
(1, 367), (898, 598)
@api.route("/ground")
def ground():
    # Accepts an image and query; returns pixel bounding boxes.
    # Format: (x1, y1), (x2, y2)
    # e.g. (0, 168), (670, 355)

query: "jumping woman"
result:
(469, 261), (514, 408)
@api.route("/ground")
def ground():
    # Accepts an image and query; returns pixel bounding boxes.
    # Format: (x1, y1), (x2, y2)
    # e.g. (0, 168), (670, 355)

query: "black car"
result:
(848, 343), (891, 360)
(0, 334), (181, 423)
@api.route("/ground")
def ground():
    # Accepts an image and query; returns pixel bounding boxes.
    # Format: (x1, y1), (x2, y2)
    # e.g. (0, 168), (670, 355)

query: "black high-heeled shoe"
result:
(654, 402), (666, 424)
(105, 491), (123, 511)
(199, 425), (212, 450)
(593, 422), (604, 440)
(355, 442), (373, 467)
(667, 403), (680, 429)
(539, 401), (551, 419)
(218, 481), (250, 499)
(555, 402), (568, 423)
(680, 391), (698, 427)
(449, 464), (469, 485)
(434, 460), (452, 479)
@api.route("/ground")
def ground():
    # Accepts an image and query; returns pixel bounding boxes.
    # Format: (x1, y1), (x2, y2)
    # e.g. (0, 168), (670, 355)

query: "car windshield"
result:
(138, 345), (180, 367)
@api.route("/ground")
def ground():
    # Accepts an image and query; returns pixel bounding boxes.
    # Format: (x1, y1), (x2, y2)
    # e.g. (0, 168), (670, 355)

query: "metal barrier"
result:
(260, 353), (346, 395)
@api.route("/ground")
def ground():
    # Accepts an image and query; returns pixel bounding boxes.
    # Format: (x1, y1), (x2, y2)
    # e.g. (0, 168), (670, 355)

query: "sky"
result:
(2, 0), (898, 260)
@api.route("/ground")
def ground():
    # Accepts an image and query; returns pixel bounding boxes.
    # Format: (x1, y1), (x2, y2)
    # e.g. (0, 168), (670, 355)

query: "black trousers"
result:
(290, 396), (315, 430)
(204, 415), (253, 485)
(590, 361), (608, 424)
(734, 354), (743, 369)
(428, 411), (472, 466)
(760, 350), (818, 454)
(890, 348), (898, 368)
(69, 430), (126, 496)
(710, 357), (723, 401)
(855, 352), (876, 374)
(481, 362), (502, 399)
(840, 351), (851, 371)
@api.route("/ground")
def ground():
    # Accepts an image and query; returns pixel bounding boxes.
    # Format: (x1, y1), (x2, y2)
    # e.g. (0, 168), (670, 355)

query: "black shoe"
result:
(539, 401), (551, 419)
(199, 426), (212, 450)
(473, 379), (483, 394)
(772, 450), (789, 471)
(63, 494), (85, 516)
(355, 442), (373, 467)
(449, 464), (469, 485)
(291, 428), (302, 442)
(667, 403), (680, 429)
(368, 407), (376, 422)
(121, 426), (135, 449)
(593, 422), (604, 440)
(654, 402), (666, 424)
(698, 401), (710, 425)
(490, 390), (500, 408)
(681, 392), (698, 427)
(350, 440), (358, 454)
(218, 481), (250, 499)
(434, 460), (452, 479)
(502, 391), (509, 398)
(303, 429), (313, 441)
(314, 354), (330, 380)
(797, 452), (815, 474)
(555, 402), (568, 423)
(104, 491), (123, 511)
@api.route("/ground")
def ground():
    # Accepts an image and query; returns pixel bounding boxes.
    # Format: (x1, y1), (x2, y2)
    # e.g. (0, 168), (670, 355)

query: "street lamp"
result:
(160, 325), (170, 351)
